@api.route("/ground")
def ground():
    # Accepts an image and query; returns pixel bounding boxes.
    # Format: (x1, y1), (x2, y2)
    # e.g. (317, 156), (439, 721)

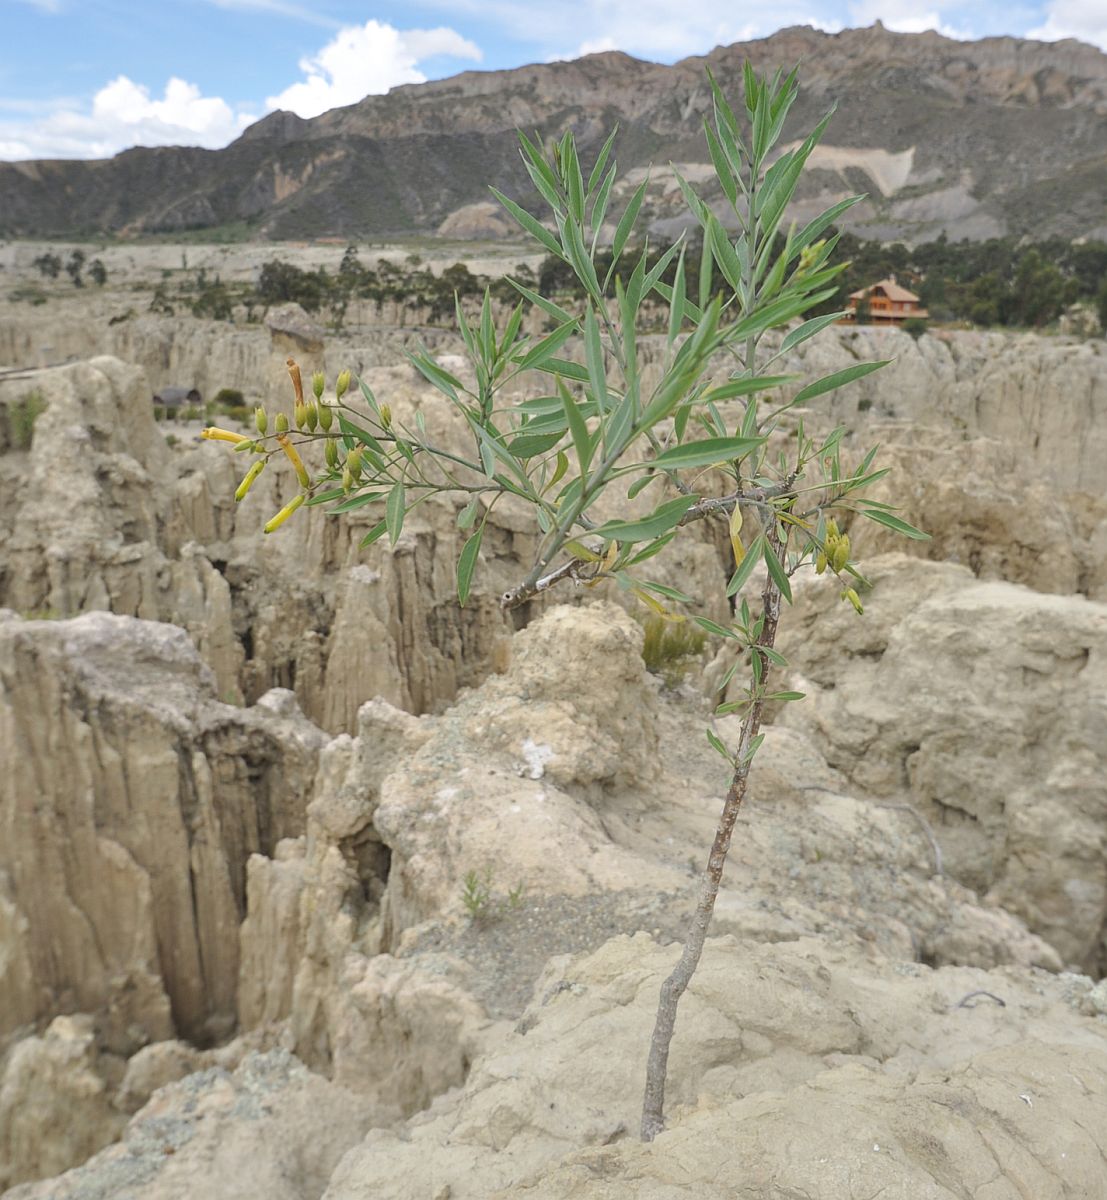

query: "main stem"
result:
(640, 528), (784, 1142)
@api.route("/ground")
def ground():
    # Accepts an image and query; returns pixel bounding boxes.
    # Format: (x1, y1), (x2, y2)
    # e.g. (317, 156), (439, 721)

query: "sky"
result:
(1, 0), (1105, 160)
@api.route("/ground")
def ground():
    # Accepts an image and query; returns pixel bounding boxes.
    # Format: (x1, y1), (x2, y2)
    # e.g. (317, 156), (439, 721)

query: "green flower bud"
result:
(305, 402), (318, 433)
(255, 407), (268, 436)
(342, 465), (353, 493)
(318, 402), (333, 432)
(275, 412), (290, 434)
(325, 437), (339, 469)
(312, 371), (325, 399)
(294, 402), (308, 431)
(379, 404), (392, 430)
(335, 370), (351, 400)
(346, 446), (362, 480)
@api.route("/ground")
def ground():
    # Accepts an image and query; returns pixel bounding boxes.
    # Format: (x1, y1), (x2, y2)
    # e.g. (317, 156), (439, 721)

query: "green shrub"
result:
(902, 317), (928, 339)
(10, 390), (46, 449)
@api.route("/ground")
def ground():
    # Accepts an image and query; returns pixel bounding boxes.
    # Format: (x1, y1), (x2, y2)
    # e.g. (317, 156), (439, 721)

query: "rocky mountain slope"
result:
(1, 23), (1106, 243)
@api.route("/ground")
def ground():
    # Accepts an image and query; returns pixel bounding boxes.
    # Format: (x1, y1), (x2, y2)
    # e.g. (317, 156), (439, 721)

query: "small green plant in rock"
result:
(10, 390), (46, 450)
(461, 867), (525, 923)
(640, 615), (707, 687)
(202, 63), (928, 1140)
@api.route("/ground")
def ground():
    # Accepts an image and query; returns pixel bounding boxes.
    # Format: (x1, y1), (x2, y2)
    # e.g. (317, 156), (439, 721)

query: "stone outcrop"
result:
(322, 934), (1107, 1198)
(775, 554), (1107, 972)
(3, 1051), (375, 1200)
(0, 610), (326, 1050)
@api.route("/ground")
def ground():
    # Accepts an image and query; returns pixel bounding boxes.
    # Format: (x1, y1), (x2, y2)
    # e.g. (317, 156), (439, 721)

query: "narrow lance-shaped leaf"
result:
(650, 435), (763, 471)
(386, 480), (406, 545)
(860, 509), (931, 540)
(456, 524), (483, 605)
(793, 361), (888, 404)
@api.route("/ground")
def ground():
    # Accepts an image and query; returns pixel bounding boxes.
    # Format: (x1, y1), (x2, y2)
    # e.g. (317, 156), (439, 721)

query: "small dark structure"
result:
(152, 386), (202, 410)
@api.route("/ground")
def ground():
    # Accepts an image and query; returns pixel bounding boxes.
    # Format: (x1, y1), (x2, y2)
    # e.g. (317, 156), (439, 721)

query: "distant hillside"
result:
(2, 22), (1106, 244)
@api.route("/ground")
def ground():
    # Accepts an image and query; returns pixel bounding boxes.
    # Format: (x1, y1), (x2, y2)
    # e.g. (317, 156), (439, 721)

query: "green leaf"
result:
(703, 375), (793, 403)
(513, 319), (578, 373)
(762, 541), (792, 603)
(336, 413), (385, 457)
(591, 494), (699, 542)
(638, 579), (694, 604)
(386, 480), (406, 545)
(328, 490), (387, 514)
(587, 126), (618, 192)
(507, 430), (564, 458)
(359, 518), (388, 548)
(583, 305), (609, 416)
(726, 533), (764, 595)
(611, 178), (648, 267)
(651, 435), (763, 471)
(624, 530), (676, 565)
(626, 474), (656, 500)
(409, 352), (463, 403)
(706, 728), (734, 763)
(739, 732), (765, 766)
(768, 691), (806, 702)
(558, 379), (594, 477)
(508, 278), (574, 325)
(862, 510), (931, 540)
(456, 525), (483, 605)
(793, 361), (888, 405)
(695, 616), (738, 639)
(457, 495), (481, 529)
(539, 358), (590, 383)
(780, 313), (846, 354)
(305, 487), (346, 507)
(489, 187), (564, 257)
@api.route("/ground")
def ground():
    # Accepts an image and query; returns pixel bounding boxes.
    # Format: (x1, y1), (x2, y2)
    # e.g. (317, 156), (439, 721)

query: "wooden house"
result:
(845, 276), (928, 324)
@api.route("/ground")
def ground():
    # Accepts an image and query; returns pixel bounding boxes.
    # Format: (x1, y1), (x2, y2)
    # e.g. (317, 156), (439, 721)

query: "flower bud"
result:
(234, 438), (257, 452)
(346, 446), (362, 480)
(305, 403), (318, 433)
(831, 540), (849, 573)
(318, 401), (334, 432)
(294, 401), (308, 430)
(201, 426), (248, 444)
(325, 437), (339, 469)
(379, 404), (392, 430)
(842, 587), (864, 615)
(342, 465), (354, 493)
(275, 412), (290, 434)
(263, 492), (305, 534)
(235, 459), (266, 501)
(826, 517), (839, 540)
(815, 550), (827, 575)
(255, 407), (268, 436)
(335, 370), (351, 400)
(312, 371), (325, 399)
(277, 433), (311, 488)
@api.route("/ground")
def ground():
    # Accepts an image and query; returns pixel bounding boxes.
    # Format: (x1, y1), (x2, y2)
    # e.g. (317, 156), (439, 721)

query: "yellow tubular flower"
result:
(263, 493), (305, 534)
(201, 427), (248, 444)
(235, 459), (266, 501)
(277, 433), (311, 488)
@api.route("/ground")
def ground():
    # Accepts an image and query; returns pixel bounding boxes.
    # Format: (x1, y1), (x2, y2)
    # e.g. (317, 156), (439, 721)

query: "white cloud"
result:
(266, 20), (482, 118)
(1028, 0), (1107, 48)
(0, 76), (254, 160)
(848, 0), (972, 38)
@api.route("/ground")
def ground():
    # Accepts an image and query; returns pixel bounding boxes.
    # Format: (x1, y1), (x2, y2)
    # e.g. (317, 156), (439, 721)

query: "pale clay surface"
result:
(1, 302), (1107, 1196)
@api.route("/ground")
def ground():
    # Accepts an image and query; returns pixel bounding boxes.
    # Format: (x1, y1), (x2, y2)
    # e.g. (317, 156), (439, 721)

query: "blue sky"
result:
(2, 0), (1105, 159)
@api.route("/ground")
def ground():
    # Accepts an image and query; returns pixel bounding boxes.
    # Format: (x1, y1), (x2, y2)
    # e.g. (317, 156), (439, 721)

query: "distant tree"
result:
(32, 253), (61, 279)
(88, 259), (108, 287)
(65, 249), (86, 288)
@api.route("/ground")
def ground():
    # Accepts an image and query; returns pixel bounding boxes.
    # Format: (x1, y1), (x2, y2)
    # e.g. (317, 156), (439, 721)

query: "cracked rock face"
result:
(0, 610), (326, 1051)
(776, 554), (1107, 973)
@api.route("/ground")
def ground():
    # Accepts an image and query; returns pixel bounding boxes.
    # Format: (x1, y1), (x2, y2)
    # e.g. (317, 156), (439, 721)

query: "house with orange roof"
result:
(845, 276), (928, 324)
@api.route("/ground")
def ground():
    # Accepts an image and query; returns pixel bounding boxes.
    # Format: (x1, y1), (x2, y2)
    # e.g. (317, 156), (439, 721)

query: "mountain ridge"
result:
(1, 23), (1105, 243)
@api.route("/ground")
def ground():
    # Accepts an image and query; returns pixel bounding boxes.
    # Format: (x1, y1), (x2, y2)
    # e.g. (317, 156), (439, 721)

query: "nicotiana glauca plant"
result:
(202, 63), (928, 1141)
